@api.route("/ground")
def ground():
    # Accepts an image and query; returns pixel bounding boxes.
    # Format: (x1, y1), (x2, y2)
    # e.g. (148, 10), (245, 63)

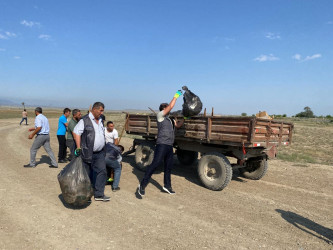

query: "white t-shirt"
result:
(105, 128), (119, 144)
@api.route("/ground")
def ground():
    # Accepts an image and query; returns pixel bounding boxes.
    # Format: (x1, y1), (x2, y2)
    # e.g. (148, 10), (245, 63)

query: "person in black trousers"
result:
(138, 90), (184, 197)
(56, 108), (71, 163)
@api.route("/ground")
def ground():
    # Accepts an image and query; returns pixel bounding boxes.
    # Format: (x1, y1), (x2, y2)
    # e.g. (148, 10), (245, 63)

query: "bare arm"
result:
(28, 127), (41, 139)
(73, 132), (81, 149)
(162, 97), (177, 116)
(175, 118), (184, 128)
(114, 138), (119, 145)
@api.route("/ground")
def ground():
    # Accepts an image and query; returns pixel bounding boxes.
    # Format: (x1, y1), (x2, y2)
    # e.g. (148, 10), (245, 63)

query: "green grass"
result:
(277, 152), (317, 164)
(276, 117), (333, 165)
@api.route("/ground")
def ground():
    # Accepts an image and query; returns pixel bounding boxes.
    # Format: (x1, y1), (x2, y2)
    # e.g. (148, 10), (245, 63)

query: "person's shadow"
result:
(276, 209), (333, 244)
(36, 155), (52, 166)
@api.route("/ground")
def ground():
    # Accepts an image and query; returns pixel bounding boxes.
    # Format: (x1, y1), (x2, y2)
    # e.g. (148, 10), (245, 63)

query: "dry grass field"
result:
(0, 107), (332, 249)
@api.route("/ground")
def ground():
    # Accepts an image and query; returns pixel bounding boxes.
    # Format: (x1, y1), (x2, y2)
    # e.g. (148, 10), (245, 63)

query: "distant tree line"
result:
(241, 106), (332, 120)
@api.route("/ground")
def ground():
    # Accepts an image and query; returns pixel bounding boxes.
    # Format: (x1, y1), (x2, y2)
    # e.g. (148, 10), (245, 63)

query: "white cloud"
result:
(21, 20), (40, 27)
(5, 31), (16, 38)
(292, 54), (301, 60)
(303, 54), (321, 61)
(39, 34), (51, 40)
(327, 21), (333, 25)
(0, 31), (17, 39)
(265, 32), (281, 40)
(292, 53), (322, 62)
(13, 56), (21, 60)
(254, 54), (279, 62)
(0, 48), (6, 52)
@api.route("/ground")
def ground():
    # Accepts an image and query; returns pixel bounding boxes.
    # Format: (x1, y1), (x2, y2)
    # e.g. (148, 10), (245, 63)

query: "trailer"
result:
(124, 114), (293, 191)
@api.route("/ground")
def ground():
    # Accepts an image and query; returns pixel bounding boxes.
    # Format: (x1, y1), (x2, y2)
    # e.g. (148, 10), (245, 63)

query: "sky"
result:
(0, 0), (332, 116)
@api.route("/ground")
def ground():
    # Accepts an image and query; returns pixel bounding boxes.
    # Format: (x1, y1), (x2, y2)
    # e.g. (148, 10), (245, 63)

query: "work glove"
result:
(184, 116), (190, 120)
(174, 90), (183, 99)
(74, 148), (81, 157)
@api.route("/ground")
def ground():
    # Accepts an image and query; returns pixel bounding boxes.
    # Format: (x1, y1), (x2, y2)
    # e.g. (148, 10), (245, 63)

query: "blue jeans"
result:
(83, 150), (107, 197)
(140, 144), (174, 189)
(105, 158), (122, 188)
(20, 117), (27, 125)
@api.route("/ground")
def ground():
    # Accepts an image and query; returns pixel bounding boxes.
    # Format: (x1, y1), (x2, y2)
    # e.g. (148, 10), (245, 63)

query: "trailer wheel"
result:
(176, 149), (198, 166)
(240, 158), (268, 180)
(197, 152), (232, 191)
(135, 144), (154, 172)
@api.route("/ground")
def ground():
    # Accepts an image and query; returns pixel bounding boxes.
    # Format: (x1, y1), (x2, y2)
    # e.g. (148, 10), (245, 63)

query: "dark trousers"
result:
(140, 144), (174, 189)
(57, 135), (67, 161)
(83, 150), (107, 197)
(66, 139), (76, 160)
(20, 117), (28, 125)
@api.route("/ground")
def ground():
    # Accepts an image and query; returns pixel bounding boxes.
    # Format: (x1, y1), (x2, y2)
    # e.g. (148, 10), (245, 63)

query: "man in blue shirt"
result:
(24, 107), (58, 168)
(57, 108), (71, 163)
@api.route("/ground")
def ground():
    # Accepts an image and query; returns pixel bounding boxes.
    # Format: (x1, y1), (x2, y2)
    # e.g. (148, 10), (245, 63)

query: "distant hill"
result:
(0, 99), (18, 106)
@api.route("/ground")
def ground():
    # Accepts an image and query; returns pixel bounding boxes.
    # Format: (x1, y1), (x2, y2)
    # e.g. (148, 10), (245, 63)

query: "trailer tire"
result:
(135, 144), (154, 172)
(197, 152), (232, 191)
(176, 149), (198, 166)
(240, 158), (268, 180)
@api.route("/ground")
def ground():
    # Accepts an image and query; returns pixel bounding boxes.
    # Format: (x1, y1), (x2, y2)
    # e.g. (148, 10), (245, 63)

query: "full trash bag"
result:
(58, 156), (93, 206)
(182, 86), (203, 117)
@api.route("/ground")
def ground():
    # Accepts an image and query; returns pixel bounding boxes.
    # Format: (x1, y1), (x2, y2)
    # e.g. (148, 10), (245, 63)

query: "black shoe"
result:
(49, 165), (58, 168)
(24, 164), (36, 168)
(94, 195), (110, 202)
(163, 186), (175, 194)
(112, 187), (120, 192)
(58, 159), (66, 163)
(138, 184), (145, 197)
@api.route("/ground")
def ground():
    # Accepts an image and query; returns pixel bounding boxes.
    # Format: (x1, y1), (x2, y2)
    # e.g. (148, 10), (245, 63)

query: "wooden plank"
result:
(147, 116), (151, 134)
(128, 121), (147, 127)
(128, 127), (147, 133)
(207, 117), (212, 142)
(210, 133), (249, 142)
(212, 125), (250, 134)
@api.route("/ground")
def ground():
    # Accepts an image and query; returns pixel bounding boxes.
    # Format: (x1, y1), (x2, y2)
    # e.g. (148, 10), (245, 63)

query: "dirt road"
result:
(0, 118), (332, 249)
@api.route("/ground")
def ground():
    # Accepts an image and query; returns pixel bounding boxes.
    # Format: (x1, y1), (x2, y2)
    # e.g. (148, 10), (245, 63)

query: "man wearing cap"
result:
(24, 107), (58, 168)
(138, 90), (184, 197)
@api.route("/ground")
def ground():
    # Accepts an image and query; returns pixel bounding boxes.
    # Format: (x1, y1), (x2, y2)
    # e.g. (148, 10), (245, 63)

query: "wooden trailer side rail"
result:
(125, 114), (293, 148)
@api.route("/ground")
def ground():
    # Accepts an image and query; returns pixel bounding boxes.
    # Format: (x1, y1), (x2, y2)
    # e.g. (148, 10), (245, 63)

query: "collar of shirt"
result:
(89, 112), (102, 124)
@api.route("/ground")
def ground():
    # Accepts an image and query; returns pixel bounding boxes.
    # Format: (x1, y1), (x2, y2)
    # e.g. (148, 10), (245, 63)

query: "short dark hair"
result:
(92, 102), (105, 110)
(159, 103), (168, 111)
(35, 107), (42, 113)
(63, 108), (71, 114)
(106, 121), (113, 126)
(72, 109), (80, 116)
(24, 109), (26, 111)
(117, 145), (124, 153)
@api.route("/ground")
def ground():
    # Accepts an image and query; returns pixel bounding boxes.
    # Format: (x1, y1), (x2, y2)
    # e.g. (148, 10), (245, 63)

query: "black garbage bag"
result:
(58, 156), (93, 206)
(182, 86), (203, 117)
